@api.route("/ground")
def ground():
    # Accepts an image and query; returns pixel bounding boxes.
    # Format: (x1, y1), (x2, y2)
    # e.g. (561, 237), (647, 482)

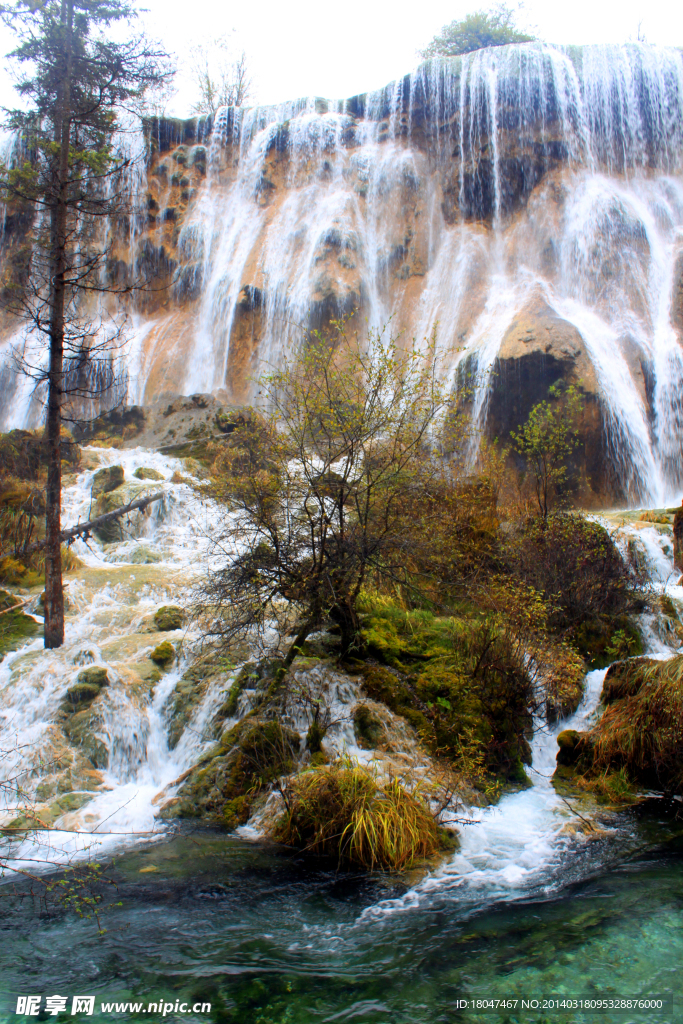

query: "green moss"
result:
(62, 708), (109, 768)
(305, 721), (326, 753)
(64, 682), (102, 707)
(150, 640), (175, 667)
(77, 666), (109, 687)
(352, 599), (534, 783)
(154, 605), (183, 631)
(572, 614), (643, 668)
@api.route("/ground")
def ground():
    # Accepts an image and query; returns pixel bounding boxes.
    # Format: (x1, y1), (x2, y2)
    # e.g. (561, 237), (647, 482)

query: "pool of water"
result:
(1, 814), (681, 1024)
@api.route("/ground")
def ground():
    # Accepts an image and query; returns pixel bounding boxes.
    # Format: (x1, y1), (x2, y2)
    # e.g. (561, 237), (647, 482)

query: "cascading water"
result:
(3, 44), (683, 501)
(0, 447), (680, 907)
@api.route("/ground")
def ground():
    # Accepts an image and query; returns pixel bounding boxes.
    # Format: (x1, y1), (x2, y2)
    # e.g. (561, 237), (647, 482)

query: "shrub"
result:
(273, 758), (441, 870)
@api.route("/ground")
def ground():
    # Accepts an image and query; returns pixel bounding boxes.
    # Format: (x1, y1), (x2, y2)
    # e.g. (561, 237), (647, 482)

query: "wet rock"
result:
(166, 653), (232, 749)
(129, 545), (163, 564)
(133, 466), (164, 481)
(154, 605), (183, 631)
(77, 666), (109, 688)
(62, 667), (109, 711)
(161, 719), (300, 828)
(556, 729), (582, 766)
(91, 464), (124, 497)
(92, 482), (156, 542)
(62, 707), (109, 768)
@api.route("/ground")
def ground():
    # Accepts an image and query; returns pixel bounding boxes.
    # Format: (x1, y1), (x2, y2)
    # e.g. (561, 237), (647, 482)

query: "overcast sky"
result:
(1, 0), (683, 117)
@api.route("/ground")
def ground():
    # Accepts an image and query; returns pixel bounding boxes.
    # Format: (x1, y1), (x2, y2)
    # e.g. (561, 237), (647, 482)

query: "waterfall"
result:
(2, 43), (683, 502)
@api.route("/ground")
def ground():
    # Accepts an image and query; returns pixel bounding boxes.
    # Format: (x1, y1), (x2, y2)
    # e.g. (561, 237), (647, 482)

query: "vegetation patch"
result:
(555, 656), (683, 799)
(272, 758), (448, 871)
(353, 593), (534, 785)
(0, 589), (41, 657)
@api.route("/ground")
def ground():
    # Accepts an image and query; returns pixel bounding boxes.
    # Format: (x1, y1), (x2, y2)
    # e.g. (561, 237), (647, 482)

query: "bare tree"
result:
(189, 34), (252, 115)
(198, 322), (446, 671)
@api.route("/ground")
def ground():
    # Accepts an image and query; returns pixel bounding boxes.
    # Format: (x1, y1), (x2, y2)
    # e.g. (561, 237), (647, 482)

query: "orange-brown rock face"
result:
(2, 42), (683, 506)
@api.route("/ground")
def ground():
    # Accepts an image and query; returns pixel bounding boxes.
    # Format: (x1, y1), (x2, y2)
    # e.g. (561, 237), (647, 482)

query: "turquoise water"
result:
(1, 815), (681, 1024)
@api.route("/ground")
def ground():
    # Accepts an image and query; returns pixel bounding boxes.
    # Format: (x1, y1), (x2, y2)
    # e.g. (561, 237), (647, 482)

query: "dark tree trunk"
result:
(331, 601), (363, 657)
(44, 0), (73, 649)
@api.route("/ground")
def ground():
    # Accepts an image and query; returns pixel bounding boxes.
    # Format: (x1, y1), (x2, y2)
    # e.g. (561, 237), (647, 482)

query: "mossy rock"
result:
(154, 605), (183, 631)
(63, 708), (109, 768)
(49, 791), (94, 819)
(133, 466), (164, 481)
(151, 640), (175, 667)
(92, 482), (154, 542)
(77, 666), (109, 687)
(306, 720), (327, 753)
(555, 729), (594, 770)
(91, 464), (124, 497)
(62, 667), (108, 711)
(0, 589), (41, 657)
(161, 718), (300, 827)
(64, 682), (103, 708)
(166, 652), (231, 749)
(353, 703), (384, 748)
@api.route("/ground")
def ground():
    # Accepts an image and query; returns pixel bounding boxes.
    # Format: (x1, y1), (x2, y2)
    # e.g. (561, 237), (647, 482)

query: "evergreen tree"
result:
(0, 0), (170, 648)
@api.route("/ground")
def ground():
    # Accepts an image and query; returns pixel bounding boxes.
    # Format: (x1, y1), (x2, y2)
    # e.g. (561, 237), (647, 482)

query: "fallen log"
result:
(22, 491), (165, 555)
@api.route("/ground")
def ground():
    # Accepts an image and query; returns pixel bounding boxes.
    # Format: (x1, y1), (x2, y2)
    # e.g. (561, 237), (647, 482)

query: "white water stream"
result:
(1, 446), (681, 915)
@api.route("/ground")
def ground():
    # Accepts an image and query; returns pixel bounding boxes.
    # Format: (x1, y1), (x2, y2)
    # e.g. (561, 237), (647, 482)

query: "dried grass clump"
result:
(591, 655), (683, 793)
(272, 757), (441, 870)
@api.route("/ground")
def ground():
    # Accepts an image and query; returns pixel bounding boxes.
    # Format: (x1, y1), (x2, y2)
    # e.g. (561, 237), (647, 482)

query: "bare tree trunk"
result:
(44, 0), (73, 649)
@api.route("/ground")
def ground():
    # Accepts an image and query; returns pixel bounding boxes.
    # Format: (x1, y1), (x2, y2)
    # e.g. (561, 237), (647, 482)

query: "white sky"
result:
(1, 0), (682, 116)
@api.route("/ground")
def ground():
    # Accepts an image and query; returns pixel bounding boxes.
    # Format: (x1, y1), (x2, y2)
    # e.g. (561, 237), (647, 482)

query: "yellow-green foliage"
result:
(589, 656), (683, 793)
(273, 757), (441, 870)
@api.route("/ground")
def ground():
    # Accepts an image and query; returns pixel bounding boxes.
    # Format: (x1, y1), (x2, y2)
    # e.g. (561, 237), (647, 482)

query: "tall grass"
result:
(272, 756), (441, 870)
(590, 655), (683, 792)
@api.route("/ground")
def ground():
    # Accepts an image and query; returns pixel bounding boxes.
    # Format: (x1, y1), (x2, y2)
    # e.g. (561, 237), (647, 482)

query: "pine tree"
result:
(0, 0), (171, 648)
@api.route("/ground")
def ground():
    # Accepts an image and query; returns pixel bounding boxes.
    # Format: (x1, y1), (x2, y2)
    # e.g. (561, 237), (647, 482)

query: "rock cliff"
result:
(2, 42), (683, 505)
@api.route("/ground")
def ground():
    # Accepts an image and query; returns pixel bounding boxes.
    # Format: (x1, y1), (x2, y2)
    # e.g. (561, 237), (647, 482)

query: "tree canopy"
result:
(420, 4), (535, 59)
